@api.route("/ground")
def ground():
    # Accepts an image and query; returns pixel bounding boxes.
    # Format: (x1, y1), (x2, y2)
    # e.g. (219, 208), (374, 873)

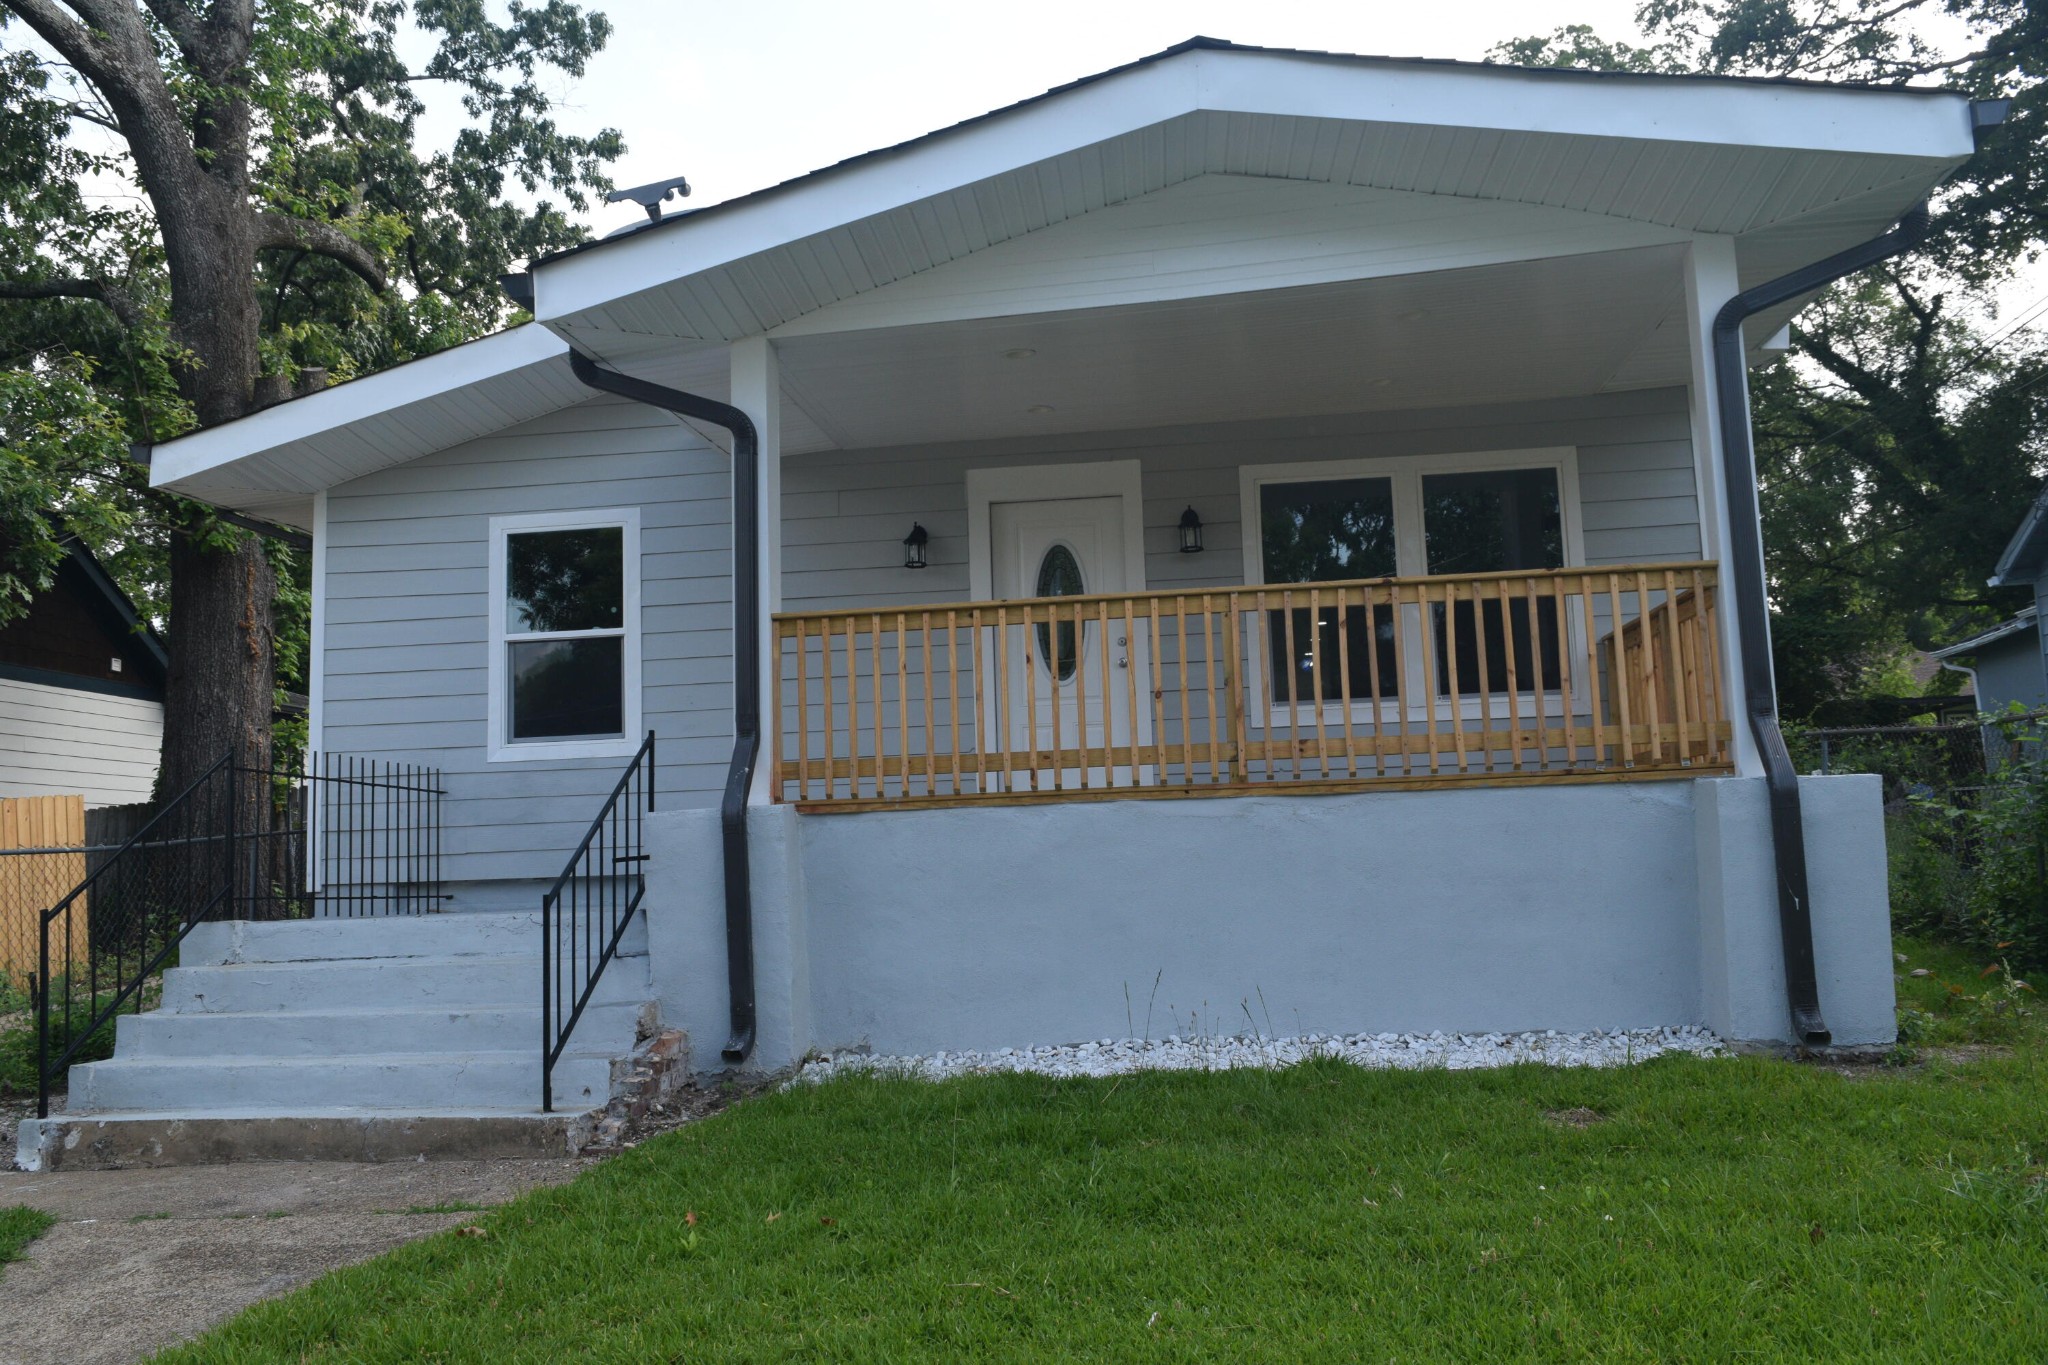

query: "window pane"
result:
(1421, 468), (1564, 697)
(1421, 468), (1562, 575)
(1259, 480), (1399, 704)
(1259, 478), (1398, 583)
(1033, 544), (1083, 682)
(509, 638), (624, 740)
(506, 528), (623, 634)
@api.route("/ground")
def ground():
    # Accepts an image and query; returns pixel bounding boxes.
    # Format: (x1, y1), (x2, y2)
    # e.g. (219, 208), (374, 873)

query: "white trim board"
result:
(485, 507), (644, 764)
(965, 460), (1149, 603)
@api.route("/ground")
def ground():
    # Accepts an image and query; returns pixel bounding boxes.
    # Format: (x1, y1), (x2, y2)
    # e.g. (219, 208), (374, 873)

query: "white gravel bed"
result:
(795, 1024), (1725, 1083)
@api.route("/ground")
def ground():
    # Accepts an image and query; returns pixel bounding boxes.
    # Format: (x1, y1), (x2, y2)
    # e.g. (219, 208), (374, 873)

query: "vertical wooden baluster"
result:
(1360, 587), (1385, 778)
(1498, 577), (1524, 772)
(1606, 576), (1634, 768)
(771, 619), (785, 802)
(1279, 589), (1302, 780)
(1335, 586), (1358, 779)
(1201, 596), (1225, 785)
(994, 605), (1012, 793)
(1662, 570), (1692, 762)
(1525, 577), (1549, 770)
(1546, 578), (1572, 769)
(1442, 581), (1469, 774)
(849, 617), (865, 799)
(1149, 600), (1167, 783)
(1633, 571), (1663, 765)
(919, 610), (936, 798)
(1022, 605), (1040, 791)
(1253, 590), (1275, 780)
(1308, 587), (1332, 778)
(1578, 575), (1605, 767)
(895, 613), (911, 798)
(819, 617), (836, 801)
(869, 613), (885, 798)
(1412, 580), (1443, 776)
(1068, 599), (1089, 790)
(1226, 594), (1250, 784)
(968, 609), (985, 795)
(1122, 597), (1141, 787)
(946, 610), (963, 794)
(1385, 582), (1409, 777)
(791, 620), (807, 800)
(1173, 597), (1194, 785)
(1097, 598), (1115, 788)
(1049, 603), (1068, 793)
(1470, 578), (1497, 772)
(1693, 569), (1720, 764)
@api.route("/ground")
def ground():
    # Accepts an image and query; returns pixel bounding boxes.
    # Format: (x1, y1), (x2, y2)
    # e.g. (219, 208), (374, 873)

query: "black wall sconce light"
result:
(902, 522), (930, 569)
(1177, 505), (1204, 554)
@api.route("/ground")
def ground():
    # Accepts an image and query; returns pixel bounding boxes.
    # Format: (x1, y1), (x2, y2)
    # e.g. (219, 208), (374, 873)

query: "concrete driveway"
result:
(0, 1157), (586, 1364)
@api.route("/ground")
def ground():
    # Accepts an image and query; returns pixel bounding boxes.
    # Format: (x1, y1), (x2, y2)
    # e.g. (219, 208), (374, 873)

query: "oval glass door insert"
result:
(1034, 543), (1083, 682)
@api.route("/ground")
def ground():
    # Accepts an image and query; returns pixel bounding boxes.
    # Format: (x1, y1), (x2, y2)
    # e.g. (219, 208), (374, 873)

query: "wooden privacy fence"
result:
(0, 795), (91, 983)
(771, 561), (1733, 811)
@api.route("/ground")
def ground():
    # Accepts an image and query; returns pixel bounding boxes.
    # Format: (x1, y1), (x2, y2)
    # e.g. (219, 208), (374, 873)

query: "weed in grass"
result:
(0, 1206), (54, 1264)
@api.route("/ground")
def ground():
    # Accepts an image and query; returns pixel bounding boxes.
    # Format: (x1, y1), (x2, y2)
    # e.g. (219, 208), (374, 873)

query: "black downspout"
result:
(1710, 203), (1929, 1047)
(565, 348), (759, 1064)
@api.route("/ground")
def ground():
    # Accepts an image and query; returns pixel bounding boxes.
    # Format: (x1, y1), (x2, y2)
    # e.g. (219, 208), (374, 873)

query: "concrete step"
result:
(182, 910), (647, 967)
(157, 952), (653, 1015)
(66, 1048), (621, 1114)
(16, 1109), (602, 1170)
(113, 1001), (646, 1059)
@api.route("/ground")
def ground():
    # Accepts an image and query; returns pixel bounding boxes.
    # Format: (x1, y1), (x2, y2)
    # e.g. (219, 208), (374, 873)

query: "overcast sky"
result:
(512, 1), (1648, 236)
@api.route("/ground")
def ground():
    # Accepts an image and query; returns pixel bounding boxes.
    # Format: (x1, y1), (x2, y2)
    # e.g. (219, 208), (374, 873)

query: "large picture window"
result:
(1244, 450), (1580, 711)
(488, 510), (641, 761)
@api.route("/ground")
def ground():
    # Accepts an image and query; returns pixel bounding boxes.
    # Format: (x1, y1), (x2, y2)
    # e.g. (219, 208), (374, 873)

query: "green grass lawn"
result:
(0, 1205), (55, 1264)
(160, 1017), (2048, 1364)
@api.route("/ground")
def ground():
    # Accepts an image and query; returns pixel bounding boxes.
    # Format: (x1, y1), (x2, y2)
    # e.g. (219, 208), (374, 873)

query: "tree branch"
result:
(255, 213), (388, 290)
(0, 275), (141, 328)
(0, 0), (117, 87)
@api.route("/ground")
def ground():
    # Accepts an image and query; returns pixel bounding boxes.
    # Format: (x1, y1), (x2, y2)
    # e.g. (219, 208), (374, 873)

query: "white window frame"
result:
(1238, 447), (1585, 725)
(487, 508), (642, 763)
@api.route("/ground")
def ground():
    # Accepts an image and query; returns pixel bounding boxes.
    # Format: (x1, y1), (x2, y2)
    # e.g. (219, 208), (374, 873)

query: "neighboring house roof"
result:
(0, 536), (169, 701)
(1929, 606), (2040, 661)
(149, 35), (1982, 526)
(1991, 488), (2048, 587)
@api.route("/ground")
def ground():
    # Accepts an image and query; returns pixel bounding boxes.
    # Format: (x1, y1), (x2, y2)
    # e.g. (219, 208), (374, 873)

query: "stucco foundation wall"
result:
(643, 774), (1894, 1071)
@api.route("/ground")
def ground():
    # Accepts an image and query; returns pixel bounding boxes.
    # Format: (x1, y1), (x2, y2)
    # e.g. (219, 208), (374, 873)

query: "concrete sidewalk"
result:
(0, 1158), (585, 1364)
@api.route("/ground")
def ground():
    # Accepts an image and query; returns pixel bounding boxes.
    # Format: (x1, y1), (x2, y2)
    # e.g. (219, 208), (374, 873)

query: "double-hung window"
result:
(487, 509), (641, 761)
(1242, 449), (1580, 713)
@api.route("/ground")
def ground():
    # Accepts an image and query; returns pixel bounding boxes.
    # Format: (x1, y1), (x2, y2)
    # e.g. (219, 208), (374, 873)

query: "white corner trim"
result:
(965, 459), (1148, 602)
(308, 490), (328, 757)
(485, 507), (643, 764)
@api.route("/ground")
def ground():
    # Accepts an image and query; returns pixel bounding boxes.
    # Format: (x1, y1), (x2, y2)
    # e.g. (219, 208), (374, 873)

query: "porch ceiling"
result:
(768, 244), (1691, 454)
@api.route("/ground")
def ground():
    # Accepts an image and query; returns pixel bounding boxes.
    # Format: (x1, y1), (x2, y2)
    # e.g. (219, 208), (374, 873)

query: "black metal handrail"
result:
(542, 732), (656, 1112)
(34, 751), (447, 1116)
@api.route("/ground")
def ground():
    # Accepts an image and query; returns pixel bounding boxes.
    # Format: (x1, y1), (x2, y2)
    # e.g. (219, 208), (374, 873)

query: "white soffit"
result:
(535, 42), (1974, 347)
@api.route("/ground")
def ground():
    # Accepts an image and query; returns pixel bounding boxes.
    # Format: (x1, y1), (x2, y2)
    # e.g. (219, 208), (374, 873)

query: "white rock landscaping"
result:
(795, 1025), (1726, 1083)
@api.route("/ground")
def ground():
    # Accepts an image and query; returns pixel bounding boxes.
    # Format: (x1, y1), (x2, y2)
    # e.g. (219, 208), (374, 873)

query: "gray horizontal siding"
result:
(0, 677), (163, 806)
(321, 395), (734, 881)
(781, 387), (1703, 615)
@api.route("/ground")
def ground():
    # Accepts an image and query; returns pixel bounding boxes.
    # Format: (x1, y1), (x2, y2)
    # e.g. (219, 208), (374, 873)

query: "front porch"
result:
(772, 560), (1731, 810)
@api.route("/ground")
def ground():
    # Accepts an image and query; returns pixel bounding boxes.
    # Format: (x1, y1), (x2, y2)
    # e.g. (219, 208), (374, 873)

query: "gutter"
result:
(1710, 203), (1930, 1047)
(562, 347), (761, 1064)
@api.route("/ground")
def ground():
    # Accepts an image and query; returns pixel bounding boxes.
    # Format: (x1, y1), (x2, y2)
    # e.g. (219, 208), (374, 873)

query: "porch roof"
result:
(148, 36), (1982, 526)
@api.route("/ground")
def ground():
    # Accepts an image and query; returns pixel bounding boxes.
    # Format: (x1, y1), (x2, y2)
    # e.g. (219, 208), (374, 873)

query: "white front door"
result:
(989, 495), (1147, 786)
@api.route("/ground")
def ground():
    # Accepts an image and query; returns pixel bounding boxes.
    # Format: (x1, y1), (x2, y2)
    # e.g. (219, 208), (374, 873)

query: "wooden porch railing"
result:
(771, 561), (1731, 811)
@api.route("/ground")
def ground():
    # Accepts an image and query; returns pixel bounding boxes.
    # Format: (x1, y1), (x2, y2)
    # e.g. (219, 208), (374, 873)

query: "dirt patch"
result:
(1542, 1107), (1609, 1129)
(1799, 1043), (2015, 1078)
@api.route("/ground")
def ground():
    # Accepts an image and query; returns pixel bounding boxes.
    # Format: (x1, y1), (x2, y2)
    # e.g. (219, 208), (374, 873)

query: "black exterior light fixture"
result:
(902, 522), (930, 570)
(1177, 505), (1204, 554)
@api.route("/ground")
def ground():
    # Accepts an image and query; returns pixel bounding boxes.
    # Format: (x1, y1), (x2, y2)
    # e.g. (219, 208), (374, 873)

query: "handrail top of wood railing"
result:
(772, 560), (1722, 624)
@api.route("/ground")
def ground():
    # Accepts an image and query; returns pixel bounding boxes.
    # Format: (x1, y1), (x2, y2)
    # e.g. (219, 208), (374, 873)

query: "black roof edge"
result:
(534, 35), (1974, 272)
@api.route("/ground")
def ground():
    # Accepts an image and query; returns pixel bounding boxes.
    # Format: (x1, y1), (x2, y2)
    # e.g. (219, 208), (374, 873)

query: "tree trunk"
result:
(160, 525), (276, 800)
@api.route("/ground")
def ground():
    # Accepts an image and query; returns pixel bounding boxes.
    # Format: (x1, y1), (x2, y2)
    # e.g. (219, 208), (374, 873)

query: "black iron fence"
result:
(28, 752), (445, 1114)
(542, 732), (654, 1112)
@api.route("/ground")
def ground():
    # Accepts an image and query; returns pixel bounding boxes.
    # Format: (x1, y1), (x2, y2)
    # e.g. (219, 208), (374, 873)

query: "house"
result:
(1931, 490), (2048, 757)
(20, 39), (2005, 1164)
(0, 535), (167, 807)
